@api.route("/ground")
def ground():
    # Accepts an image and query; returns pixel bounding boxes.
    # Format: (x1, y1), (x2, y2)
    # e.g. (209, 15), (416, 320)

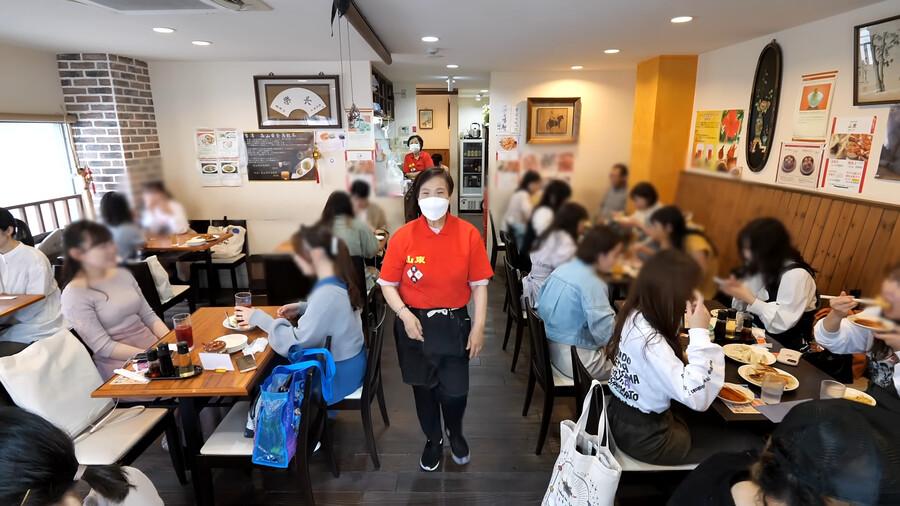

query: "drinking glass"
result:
(234, 292), (253, 328)
(172, 313), (193, 348)
(760, 373), (787, 404)
(820, 380), (847, 400)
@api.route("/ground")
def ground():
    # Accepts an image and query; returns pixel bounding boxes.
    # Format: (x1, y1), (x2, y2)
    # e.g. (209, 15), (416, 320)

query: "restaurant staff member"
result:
(403, 135), (434, 175)
(378, 167), (493, 472)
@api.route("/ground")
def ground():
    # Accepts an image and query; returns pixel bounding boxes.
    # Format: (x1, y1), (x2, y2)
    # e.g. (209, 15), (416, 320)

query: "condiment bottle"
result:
(146, 349), (161, 379)
(176, 341), (194, 377)
(157, 343), (175, 377)
(134, 352), (149, 373)
(713, 312), (727, 343)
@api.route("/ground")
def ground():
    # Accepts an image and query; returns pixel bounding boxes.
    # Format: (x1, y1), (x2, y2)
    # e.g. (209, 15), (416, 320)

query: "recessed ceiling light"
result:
(480, 89), (489, 93)
(446, 64), (459, 69)
(191, 40), (212, 46)
(604, 48), (620, 54)
(152, 27), (175, 34)
(570, 65), (584, 70)
(670, 16), (693, 23)
(421, 36), (440, 43)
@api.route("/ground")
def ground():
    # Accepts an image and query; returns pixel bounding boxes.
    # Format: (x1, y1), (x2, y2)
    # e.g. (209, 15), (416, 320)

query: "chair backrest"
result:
(525, 306), (552, 387)
(570, 345), (593, 406)
(349, 255), (367, 301)
(189, 219), (211, 234)
(52, 263), (65, 288)
(211, 217), (250, 255)
(504, 257), (525, 321)
(500, 230), (520, 268)
(362, 294), (387, 402)
(122, 261), (164, 317)
(249, 254), (312, 306)
(295, 368), (319, 461)
(489, 212), (500, 252)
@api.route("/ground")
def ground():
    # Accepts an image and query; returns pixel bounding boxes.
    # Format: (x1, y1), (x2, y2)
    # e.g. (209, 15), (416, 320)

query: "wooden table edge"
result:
(0, 294), (45, 318)
(142, 232), (233, 253)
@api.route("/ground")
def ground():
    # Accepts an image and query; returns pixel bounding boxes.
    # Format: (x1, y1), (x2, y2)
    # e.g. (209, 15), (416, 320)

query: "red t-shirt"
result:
(379, 214), (493, 309)
(403, 152), (434, 174)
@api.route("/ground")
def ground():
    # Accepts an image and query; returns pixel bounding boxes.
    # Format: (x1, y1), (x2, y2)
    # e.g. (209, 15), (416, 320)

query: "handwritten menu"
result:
(243, 131), (317, 182)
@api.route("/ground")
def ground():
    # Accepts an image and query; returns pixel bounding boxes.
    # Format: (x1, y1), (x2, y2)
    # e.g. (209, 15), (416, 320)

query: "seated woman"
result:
(520, 180), (572, 270)
(815, 264), (900, 410)
(139, 181), (189, 236)
(320, 191), (378, 259)
(0, 208), (64, 343)
(60, 221), (169, 380)
(647, 206), (720, 299)
(719, 218), (817, 351)
(606, 249), (758, 465)
(522, 202), (588, 304)
(234, 224), (366, 403)
(502, 170), (541, 250)
(0, 406), (164, 506)
(99, 191), (144, 261)
(536, 224), (624, 379)
(614, 181), (662, 232)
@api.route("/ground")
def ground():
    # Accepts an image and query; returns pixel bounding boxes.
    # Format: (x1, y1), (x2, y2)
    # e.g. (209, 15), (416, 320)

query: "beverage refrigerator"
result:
(458, 138), (484, 213)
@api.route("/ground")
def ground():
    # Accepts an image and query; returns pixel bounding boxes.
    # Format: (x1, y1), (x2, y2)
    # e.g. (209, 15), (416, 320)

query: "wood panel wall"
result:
(674, 172), (900, 297)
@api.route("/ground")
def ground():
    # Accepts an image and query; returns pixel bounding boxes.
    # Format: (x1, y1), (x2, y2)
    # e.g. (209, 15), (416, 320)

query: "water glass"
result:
(235, 292), (253, 308)
(760, 373), (787, 404)
(172, 313), (193, 348)
(820, 380), (847, 400)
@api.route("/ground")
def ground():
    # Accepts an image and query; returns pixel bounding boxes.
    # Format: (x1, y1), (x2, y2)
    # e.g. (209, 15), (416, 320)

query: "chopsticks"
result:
(819, 295), (887, 307)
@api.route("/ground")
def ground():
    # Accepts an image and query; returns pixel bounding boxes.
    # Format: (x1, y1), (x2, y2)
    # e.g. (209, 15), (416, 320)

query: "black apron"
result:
(394, 306), (471, 397)
(755, 262), (817, 351)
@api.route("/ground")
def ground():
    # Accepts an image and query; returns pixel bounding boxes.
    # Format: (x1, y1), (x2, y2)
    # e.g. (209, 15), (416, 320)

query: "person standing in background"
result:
(403, 135), (434, 175)
(431, 153), (449, 171)
(139, 181), (189, 235)
(99, 191), (144, 261)
(502, 170), (542, 251)
(597, 163), (629, 221)
(349, 180), (388, 232)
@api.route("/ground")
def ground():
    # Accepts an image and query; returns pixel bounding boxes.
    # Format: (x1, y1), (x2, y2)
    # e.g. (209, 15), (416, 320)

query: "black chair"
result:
(248, 254), (312, 306)
(488, 212), (506, 270)
(498, 231), (515, 315)
(570, 345), (604, 432)
(190, 218), (250, 295)
(330, 290), (391, 469)
(522, 306), (575, 455)
(503, 257), (527, 372)
(123, 261), (195, 320)
(13, 219), (34, 247)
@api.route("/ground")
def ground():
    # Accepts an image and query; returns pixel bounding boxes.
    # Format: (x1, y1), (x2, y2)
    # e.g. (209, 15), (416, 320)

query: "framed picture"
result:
(746, 40), (783, 172)
(253, 75), (342, 129)
(854, 14), (900, 106)
(418, 109), (434, 129)
(526, 97), (581, 144)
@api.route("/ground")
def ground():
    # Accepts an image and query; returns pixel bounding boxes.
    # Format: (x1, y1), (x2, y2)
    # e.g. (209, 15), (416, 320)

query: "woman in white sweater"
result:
(522, 202), (587, 304)
(502, 171), (541, 250)
(606, 250), (759, 465)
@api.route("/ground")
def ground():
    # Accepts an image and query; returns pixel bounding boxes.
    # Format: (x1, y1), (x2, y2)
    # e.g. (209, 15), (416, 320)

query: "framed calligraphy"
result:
(253, 75), (342, 129)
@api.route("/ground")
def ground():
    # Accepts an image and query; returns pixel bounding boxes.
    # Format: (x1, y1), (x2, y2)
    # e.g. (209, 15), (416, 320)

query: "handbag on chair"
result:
(542, 380), (622, 506)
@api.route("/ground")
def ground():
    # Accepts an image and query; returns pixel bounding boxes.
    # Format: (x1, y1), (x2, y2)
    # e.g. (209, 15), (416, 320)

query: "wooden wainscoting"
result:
(674, 172), (900, 297)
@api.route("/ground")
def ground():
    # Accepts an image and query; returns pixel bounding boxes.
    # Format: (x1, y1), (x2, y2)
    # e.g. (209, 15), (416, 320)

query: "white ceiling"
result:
(0, 0), (882, 93)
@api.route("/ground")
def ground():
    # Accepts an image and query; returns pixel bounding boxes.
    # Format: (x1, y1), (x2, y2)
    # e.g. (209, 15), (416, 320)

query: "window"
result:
(0, 121), (77, 207)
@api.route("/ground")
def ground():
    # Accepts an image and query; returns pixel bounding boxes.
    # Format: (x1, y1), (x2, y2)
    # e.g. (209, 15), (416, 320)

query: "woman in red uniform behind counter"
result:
(402, 135), (433, 175)
(378, 167), (493, 472)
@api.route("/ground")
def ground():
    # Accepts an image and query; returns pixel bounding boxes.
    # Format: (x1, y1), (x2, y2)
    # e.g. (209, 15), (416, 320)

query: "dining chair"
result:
(522, 306), (575, 455)
(503, 256), (527, 372)
(488, 212), (505, 270)
(570, 345), (611, 431)
(498, 230), (517, 315)
(248, 254), (313, 306)
(197, 368), (336, 506)
(190, 218), (250, 295)
(123, 260), (194, 319)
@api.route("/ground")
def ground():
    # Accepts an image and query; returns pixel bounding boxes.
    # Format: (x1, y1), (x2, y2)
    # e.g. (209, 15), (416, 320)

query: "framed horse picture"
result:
(526, 97), (581, 144)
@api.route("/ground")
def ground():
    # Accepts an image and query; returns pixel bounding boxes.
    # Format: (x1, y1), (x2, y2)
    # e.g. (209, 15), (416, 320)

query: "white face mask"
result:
(418, 197), (449, 221)
(409, 143), (421, 154)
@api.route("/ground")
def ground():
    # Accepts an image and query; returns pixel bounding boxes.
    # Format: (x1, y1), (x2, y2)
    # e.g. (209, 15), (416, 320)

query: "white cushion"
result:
(74, 407), (168, 465)
(551, 365), (575, 387)
(201, 401), (253, 456)
(212, 253), (245, 264)
(614, 447), (697, 472)
(344, 385), (363, 400)
(161, 284), (190, 305)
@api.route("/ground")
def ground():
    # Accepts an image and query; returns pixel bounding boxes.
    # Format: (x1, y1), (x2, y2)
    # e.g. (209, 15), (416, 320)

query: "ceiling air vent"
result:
(70, 0), (271, 13)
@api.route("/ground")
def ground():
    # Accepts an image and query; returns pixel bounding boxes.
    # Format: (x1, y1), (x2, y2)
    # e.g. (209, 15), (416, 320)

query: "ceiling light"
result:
(604, 49), (620, 54)
(475, 95), (482, 101)
(421, 36), (439, 43)
(191, 40), (212, 46)
(446, 64), (459, 69)
(152, 27), (175, 34)
(570, 65), (583, 70)
(670, 16), (693, 23)
(480, 89), (489, 93)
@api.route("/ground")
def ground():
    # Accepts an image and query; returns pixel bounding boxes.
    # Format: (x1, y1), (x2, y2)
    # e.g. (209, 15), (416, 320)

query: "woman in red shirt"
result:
(402, 135), (434, 174)
(378, 167), (493, 472)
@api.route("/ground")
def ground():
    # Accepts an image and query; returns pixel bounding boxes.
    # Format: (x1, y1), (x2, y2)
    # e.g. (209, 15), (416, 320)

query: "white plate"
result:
(717, 382), (755, 405)
(723, 344), (776, 365)
(847, 314), (896, 332)
(222, 317), (255, 331)
(738, 364), (800, 391)
(843, 387), (877, 406)
(214, 334), (248, 354)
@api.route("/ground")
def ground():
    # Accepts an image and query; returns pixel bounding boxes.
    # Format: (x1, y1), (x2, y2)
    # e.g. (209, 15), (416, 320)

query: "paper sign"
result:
(755, 399), (812, 423)
(198, 352), (234, 371)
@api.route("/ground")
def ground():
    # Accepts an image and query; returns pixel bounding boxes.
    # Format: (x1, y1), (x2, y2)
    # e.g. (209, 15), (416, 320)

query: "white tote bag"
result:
(542, 380), (622, 506)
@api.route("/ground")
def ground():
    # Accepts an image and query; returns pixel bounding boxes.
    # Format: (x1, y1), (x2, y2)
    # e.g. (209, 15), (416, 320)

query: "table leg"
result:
(205, 250), (218, 305)
(177, 397), (206, 501)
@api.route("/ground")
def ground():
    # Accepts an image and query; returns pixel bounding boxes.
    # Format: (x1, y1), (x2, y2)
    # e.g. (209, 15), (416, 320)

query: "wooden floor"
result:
(132, 266), (680, 505)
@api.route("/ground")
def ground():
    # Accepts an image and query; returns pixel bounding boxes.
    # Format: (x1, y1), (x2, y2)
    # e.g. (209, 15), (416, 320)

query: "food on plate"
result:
(227, 314), (240, 328)
(848, 315), (892, 331)
(748, 365), (792, 384)
(203, 340), (226, 353)
(201, 164), (218, 174)
(199, 133), (215, 145)
(499, 136), (518, 150)
(724, 344), (775, 365)
(221, 164), (237, 174)
(719, 385), (750, 403)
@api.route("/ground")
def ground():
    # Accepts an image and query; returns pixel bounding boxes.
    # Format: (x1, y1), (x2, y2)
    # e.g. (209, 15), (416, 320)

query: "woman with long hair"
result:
(99, 191), (144, 261)
(522, 202), (588, 303)
(520, 179), (572, 270)
(234, 223), (366, 403)
(0, 406), (163, 505)
(647, 205), (720, 299)
(60, 221), (168, 379)
(502, 170), (542, 250)
(139, 181), (189, 236)
(320, 191), (378, 259)
(719, 218), (817, 350)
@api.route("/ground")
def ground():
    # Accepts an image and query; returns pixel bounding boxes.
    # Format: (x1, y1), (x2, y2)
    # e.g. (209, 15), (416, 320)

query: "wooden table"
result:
(143, 233), (233, 304)
(93, 306), (278, 494)
(0, 294), (44, 318)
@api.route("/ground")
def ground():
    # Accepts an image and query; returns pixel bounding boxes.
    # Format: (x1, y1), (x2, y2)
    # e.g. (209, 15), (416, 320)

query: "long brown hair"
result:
(60, 221), (114, 293)
(606, 249), (701, 363)
(291, 224), (363, 310)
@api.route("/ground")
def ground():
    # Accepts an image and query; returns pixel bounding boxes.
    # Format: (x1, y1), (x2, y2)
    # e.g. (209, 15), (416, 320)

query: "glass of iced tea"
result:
(172, 313), (193, 348)
(234, 292), (253, 328)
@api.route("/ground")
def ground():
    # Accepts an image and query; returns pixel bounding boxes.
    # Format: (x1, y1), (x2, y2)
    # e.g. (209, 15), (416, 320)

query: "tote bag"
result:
(542, 380), (622, 506)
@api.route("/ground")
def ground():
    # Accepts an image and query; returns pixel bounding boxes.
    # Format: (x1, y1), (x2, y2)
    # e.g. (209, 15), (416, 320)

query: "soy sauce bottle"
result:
(713, 313), (727, 344)
(157, 343), (175, 377)
(146, 349), (162, 379)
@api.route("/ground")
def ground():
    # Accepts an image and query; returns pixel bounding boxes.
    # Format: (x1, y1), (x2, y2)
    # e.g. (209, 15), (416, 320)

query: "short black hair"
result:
(612, 163), (628, 178)
(629, 182), (658, 206)
(431, 153), (443, 166)
(0, 208), (15, 234)
(408, 135), (424, 148)
(412, 167), (455, 218)
(349, 180), (371, 199)
(99, 192), (134, 226)
(518, 170), (541, 191)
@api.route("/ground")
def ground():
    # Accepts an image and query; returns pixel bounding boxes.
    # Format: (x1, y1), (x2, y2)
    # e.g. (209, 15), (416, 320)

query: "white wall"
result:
(487, 70), (637, 219)
(458, 96), (484, 136)
(150, 60), (405, 253)
(690, 0), (900, 205)
(0, 41), (64, 115)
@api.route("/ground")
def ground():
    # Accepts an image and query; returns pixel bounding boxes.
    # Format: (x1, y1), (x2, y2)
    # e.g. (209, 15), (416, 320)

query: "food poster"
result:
(315, 130), (346, 153)
(497, 134), (520, 161)
(196, 128), (242, 187)
(776, 142), (825, 189)
(243, 131), (318, 181)
(876, 106), (900, 182)
(346, 150), (375, 191)
(345, 108), (375, 151)
(690, 110), (743, 175)
(196, 129), (217, 158)
(216, 128), (240, 158)
(792, 71), (837, 142)
(556, 152), (574, 183)
(821, 116), (877, 193)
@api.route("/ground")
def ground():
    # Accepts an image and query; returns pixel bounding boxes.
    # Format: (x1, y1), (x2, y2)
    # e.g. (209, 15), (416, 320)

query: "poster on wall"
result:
(821, 116), (877, 193)
(690, 109), (744, 175)
(792, 71), (837, 142)
(876, 105), (900, 181)
(315, 130), (346, 152)
(243, 131), (318, 181)
(495, 103), (521, 135)
(195, 128), (242, 187)
(776, 142), (825, 189)
(345, 108), (375, 150)
(346, 150), (375, 191)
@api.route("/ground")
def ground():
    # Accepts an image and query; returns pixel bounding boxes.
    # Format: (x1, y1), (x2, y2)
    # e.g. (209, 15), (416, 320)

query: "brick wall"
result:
(57, 53), (162, 200)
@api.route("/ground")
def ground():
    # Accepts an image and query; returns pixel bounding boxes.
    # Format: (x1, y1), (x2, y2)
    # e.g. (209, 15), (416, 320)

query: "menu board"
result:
(243, 131), (318, 182)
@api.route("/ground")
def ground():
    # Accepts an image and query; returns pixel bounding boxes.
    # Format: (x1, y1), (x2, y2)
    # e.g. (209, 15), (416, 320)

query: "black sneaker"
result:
(446, 429), (470, 465)
(419, 439), (443, 472)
